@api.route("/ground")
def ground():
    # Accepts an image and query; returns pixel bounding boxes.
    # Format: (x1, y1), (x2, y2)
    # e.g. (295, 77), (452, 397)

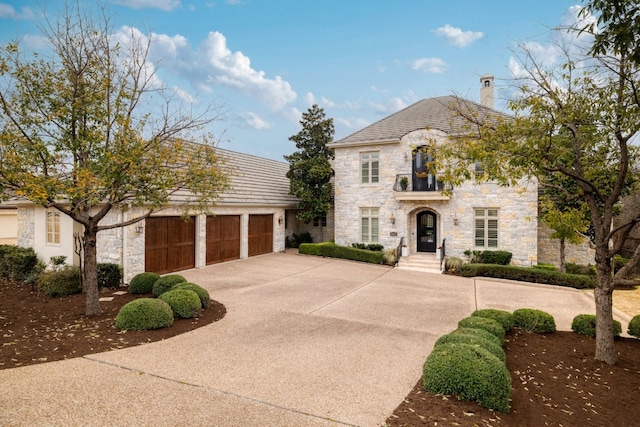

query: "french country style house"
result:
(328, 76), (543, 267)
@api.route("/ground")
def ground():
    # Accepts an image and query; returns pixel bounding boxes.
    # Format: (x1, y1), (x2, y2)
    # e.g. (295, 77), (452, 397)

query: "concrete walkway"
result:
(0, 252), (628, 427)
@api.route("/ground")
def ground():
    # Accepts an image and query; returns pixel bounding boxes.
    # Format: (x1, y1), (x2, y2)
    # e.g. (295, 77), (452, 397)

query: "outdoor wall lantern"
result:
(134, 223), (144, 235)
(452, 214), (459, 226)
(278, 216), (283, 226)
(389, 212), (396, 225)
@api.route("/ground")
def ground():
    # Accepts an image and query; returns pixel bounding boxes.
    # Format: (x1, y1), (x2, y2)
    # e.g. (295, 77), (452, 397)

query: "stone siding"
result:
(17, 206), (34, 248)
(537, 222), (595, 267)
(333, 129), (539, 266)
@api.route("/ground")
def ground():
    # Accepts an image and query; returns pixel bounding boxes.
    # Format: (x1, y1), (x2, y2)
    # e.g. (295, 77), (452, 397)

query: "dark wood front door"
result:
(417, 211), (437, 252)
(206, 215), (240, 265)
(145, 216), (195, 274)
(248, 214), (273, 257)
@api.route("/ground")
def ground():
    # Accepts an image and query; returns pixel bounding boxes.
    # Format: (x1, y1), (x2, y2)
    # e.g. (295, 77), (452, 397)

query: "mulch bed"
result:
(387, 329), (640, 426)
(0, 277), (225, 370)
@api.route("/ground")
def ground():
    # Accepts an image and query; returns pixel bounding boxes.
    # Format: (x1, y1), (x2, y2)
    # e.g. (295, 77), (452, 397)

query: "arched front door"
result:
(417, 211), (437, 252)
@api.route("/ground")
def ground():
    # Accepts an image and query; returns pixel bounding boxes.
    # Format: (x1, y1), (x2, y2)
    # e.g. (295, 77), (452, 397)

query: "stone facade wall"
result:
(333, 129), (539, 266)
(16, 206), (34, 248)
(537, 222), (595, 267)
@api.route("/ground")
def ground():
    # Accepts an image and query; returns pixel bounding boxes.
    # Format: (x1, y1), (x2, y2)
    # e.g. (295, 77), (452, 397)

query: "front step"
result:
(397, 253), (443, 274)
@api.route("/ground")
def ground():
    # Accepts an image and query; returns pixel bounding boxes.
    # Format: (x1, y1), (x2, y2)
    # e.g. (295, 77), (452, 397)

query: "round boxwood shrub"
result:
(129, 272), (160, 294)
(158, 289), (202, 319)
(472, 309), (515, 332)
(173, 282), (210, 308)
(458, 316), (505, 344)
(435, 332), (505, 362)
(571, 314), (621, 338)
(423, 342), (511, 413)
(449, 327), (503, 348)
(513, 308), (556, 333)
(628, 315), (640, 338)
(152, 274), (187, 298)
(115, 298), (174, 330)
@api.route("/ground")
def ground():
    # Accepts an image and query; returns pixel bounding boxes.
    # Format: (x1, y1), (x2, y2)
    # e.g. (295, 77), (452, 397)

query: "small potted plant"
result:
(399, 176), (409, 191)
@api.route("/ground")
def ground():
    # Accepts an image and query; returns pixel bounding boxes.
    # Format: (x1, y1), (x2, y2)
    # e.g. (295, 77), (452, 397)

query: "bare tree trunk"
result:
(83, 226), (100, 316)
(594, 259), (617, 364)
(560, 238), (566, 273)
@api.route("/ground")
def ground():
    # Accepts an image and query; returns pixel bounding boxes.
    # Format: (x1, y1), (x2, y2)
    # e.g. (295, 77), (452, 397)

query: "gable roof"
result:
(217, 148), (297, 207)
(332, 95), (503, 146)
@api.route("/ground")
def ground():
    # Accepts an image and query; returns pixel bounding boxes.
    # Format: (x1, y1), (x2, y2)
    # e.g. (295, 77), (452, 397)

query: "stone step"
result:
(397, 253), (443, 274)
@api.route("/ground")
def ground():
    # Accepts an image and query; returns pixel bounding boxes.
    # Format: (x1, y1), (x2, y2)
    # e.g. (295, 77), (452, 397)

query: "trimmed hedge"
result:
(448, 327), (503, 348)
(423, 343), (511, 413)
(434, 332), (506, 362)
(460, 264), (595, 289)
(479, 250), (512, 265)
(0, 245), (39, 282)
(37, 265), (82, 297)
(115, 298), (174, 330)
(299, 242), (384, 264)
(97, 263), (122, 289)
(158, 289), (202, 319)
(174, 282), (211, 308)
(571, 314), (621, 338)
(471, 309), (515, 332)
(152, 274), (187, 298)
(628, 315), (640, 338)
(458, 316), (505, 344)
(513, 308), (556, 333)
(129, 272), (160, 294)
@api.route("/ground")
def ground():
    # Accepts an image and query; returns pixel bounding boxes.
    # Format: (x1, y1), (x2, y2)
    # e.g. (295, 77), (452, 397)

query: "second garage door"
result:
(248, 214), (273, 257)
(206, 215), (240, 265)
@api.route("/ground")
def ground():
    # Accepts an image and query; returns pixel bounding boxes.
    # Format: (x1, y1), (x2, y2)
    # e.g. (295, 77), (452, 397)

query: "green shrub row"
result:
(285, 232), (313, 248)
(97, 263), (122, 289)
(422, 308), (557, 413)
(299, 242), (384, 264)
(464, 250), (512, 265)
(37, 265), (82, 297)
(571, 314), (621, 338)
(0, 245), (39, 282)
(460, 264), (595, 289)
(117, 273), (212, 330)
(351, 243), (384, 252)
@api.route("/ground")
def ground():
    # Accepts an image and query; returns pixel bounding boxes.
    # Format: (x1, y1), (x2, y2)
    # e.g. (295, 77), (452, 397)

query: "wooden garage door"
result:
(248, 214), (273, 257)
(145, 216), (195, 275)
(206, 215), (240, 265)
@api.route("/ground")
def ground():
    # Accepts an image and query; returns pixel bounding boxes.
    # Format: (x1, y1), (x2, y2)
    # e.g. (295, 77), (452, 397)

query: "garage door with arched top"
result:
(145, 216), (195, 274)
(248, 214), (273, 257)
(206, 215), (240, 265)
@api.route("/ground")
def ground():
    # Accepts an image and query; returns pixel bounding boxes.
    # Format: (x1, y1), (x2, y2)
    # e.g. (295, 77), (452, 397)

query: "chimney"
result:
(480, 75), (494, 109)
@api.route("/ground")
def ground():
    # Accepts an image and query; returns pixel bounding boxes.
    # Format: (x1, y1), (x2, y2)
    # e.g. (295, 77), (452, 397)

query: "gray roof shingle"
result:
(333, 95), (501, 145)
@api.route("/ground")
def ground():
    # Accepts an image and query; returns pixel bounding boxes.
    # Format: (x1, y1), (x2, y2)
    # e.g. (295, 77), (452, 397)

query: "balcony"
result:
(393, 173), (451, 201)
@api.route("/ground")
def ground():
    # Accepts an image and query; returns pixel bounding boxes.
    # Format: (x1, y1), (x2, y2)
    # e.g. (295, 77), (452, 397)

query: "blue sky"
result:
(0, 0), (586, 160)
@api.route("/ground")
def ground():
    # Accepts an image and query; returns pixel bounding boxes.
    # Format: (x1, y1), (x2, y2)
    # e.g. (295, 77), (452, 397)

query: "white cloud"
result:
(0, 3), (35, 20)
(369, 97), (407, 115)
(304, 92), (317, 105)
(111, 26), (297, 112)
(200, 31), (297, 110)
(433, 24), (484, 48)
(112, 0), (181, 11)
(335, 116), (370, 130)
(240, 112), (271, 129)
(410, 57), (447, 74)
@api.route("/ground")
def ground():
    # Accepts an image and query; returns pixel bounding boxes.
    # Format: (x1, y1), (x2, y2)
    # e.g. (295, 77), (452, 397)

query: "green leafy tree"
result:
(0, 4), (227, 315)
(430, 36), (640, 363)
(284, 104), (335, 234)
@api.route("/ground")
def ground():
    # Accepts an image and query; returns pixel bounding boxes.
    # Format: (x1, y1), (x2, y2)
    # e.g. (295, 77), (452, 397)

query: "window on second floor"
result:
(360, 152), (379, 184)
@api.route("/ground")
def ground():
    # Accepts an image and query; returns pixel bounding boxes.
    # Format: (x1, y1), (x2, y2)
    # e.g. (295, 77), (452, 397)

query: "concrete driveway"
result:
(0, 252), (624, 427)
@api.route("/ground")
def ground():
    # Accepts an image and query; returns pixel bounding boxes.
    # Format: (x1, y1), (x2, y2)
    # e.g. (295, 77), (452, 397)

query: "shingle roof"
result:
(333, 95), (501, 145)
(216, 148), (297, 207)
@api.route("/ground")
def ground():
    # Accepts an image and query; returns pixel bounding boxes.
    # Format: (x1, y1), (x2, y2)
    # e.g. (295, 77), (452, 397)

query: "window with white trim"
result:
(474, 208), (498, 248)
(46, 210), (61, 245)
(360, 152), (379, 184)
(360, 208), (379, 243)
